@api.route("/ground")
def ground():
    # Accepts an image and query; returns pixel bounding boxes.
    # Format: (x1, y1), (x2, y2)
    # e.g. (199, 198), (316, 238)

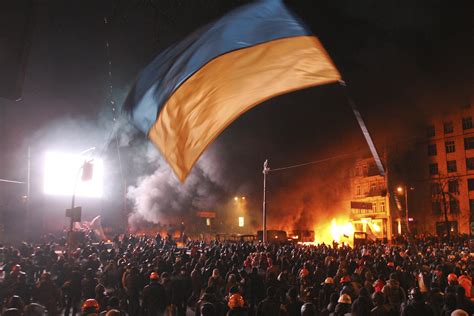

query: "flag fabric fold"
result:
(125, 0), (341, 181)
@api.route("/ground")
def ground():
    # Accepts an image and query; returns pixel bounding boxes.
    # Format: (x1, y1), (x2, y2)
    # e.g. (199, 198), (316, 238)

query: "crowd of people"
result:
(0, 233), (473, 316)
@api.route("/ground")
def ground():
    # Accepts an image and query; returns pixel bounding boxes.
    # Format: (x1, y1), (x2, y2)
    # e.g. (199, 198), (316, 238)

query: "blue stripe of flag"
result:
(124, 0), (311, 133)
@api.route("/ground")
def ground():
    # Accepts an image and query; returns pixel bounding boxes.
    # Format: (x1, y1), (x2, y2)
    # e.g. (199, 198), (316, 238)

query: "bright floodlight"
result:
(44, 151), (104, 197)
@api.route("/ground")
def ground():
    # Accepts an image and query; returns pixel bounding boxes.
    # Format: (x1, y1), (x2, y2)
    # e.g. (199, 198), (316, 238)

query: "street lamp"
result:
(397, 185), (411, 234)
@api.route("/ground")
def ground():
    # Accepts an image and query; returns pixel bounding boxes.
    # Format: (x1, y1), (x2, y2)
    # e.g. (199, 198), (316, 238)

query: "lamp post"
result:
(262, 159), (270, 243)
(397, 185), (411, 234)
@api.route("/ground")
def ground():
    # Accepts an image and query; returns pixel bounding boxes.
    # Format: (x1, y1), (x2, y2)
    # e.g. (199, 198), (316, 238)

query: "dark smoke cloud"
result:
(126, 142), (229, 230)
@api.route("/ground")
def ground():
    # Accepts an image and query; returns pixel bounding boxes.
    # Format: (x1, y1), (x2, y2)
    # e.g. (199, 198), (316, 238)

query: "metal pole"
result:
(70, 166), (82, 232)
(262, 159), (269, 243)
(404, 185), (410, 234)
(26, 146), (31, 239)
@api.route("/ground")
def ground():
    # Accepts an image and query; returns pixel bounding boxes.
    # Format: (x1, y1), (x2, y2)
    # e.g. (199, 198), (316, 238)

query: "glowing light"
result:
(397, 186), (403, 193)
(372, 223), (381, 232)
(238, 216), (244, 227)
(44, 151), (103, 197)
(234, 197), (238, 201)
(206, 218), (211, 226)
(330, 218), (354, 243)
(241, 196), (246, 200)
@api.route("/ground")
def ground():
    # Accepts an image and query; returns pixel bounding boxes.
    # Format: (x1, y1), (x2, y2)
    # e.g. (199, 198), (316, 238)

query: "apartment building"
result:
(419, 104), (474, 235)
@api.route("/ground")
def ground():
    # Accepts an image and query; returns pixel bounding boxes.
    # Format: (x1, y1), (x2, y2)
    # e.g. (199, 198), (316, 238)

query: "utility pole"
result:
(262, 159), (269, 243)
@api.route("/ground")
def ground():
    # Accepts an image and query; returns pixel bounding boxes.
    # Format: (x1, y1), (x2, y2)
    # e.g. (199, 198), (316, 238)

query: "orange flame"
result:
(301, 217), (354, 247)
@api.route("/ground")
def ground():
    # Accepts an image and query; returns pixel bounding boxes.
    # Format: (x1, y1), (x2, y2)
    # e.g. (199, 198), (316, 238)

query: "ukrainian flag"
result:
(125, 0), (341, 181)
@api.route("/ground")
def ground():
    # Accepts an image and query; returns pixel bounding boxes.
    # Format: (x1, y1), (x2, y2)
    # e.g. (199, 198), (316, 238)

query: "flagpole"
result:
(339, 80), (386, 177)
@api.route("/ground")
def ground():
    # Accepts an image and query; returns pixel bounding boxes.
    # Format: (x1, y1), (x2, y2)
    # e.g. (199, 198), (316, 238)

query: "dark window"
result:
(432, 201), (441, 215)
(463, 117), (473, 130)
(447, 160), (457, 173)
(427, 125), (435, 137)
(444, 122), (454, 134)
(449, 199), (460, 214)
(429, 163), (438, 175)
(445, 141), (455, 153)
(428, 144), (437, 156)
(465, 137), (474, 150)
(470, 199), (474, 218)
(431, 183), (441, 196)
(468, 178), (474, 191)
(448, 180), (459, 194)
(467, 158), (474, 170)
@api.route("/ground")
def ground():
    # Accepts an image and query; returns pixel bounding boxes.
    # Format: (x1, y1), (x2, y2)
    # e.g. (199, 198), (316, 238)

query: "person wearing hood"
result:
(382, 273), (406, 313)
(400, 288), (434, 316)
(351, 287), (373, 316)
(257, 287), (281, 316)
(455, 286), (474, 314)
(196, 287), (225, 316)
(370, 291), (396, 316)
(283, 287), (303, 316)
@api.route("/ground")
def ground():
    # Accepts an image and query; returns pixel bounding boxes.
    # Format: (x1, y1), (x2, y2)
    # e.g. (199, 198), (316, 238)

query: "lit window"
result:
(370, 183), (376, 192)
(356, 186), (361, 195)
(380, 202), (385, 213)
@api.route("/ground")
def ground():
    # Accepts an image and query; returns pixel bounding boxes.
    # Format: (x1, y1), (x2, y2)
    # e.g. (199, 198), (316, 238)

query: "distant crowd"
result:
(0, 233), (473, 316)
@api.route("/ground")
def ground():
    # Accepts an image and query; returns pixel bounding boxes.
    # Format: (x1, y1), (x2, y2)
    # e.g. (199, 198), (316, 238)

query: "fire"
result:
(329, 218), (354, 243)
(372, 222), (381, 232)
(301, 217), (354, 247)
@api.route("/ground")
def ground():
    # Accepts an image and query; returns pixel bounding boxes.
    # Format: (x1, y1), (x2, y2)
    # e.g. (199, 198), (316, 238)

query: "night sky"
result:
(0, 0), (472, 234)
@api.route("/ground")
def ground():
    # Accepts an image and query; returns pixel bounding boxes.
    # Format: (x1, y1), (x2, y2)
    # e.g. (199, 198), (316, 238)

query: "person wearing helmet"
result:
(227, 293), (247, 316)
(334, 293), (351, 315)
(458, 271), (472, 299)
(300, 302), (316, 316)
(142, 272), (167, 316)
(400, 288), (434, 316)
(445, 273), (459, 295)
(82, 298), (100, 316)
(339, 275), (355, 302)
(318, 277), (335, 311)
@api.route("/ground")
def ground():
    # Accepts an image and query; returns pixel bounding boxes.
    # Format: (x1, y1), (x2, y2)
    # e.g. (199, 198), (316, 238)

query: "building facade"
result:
(416, 104), (474, 235)
(350, 158), (392, 240)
